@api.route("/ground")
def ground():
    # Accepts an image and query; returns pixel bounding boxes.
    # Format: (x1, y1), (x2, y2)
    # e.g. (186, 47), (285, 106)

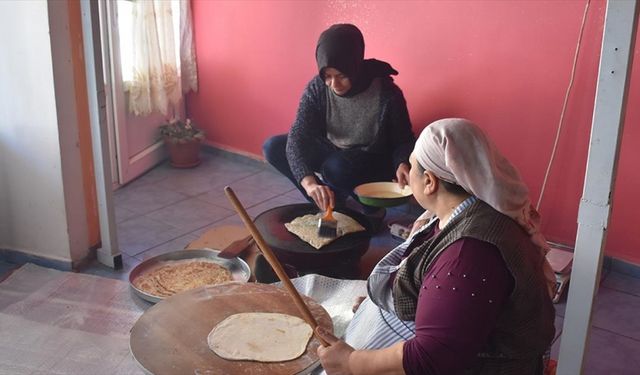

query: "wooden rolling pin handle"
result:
(224, 186), (329, 347)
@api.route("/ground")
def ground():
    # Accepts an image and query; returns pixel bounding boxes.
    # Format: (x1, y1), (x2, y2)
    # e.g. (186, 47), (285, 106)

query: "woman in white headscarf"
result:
(315, 119), (556, 375)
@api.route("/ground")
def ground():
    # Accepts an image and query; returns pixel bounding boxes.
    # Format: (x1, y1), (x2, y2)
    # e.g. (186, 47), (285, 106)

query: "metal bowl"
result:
(354, 181), (413, 207)
(129, 249), (251, 304)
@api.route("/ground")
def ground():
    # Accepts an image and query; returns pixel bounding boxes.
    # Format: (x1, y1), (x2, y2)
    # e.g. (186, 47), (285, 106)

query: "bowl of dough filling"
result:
(354, 181), (413, 207)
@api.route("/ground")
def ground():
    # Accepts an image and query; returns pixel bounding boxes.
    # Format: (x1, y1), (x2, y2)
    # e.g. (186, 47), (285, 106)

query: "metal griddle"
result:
(253, 204), (372, 270)
(129, 282), (333, 375)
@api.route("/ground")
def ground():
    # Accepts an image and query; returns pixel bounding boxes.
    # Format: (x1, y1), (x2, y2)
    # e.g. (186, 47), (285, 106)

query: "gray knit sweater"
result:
(285, 76), (415, 183)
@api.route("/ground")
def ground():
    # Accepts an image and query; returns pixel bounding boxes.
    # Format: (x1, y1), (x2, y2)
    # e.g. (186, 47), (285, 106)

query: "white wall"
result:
(48, 0), (91, 262)
(0, 0), (84, 263)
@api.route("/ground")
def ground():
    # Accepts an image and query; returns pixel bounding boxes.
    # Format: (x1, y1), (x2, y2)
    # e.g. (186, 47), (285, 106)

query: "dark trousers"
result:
(262, 134), (395, 208)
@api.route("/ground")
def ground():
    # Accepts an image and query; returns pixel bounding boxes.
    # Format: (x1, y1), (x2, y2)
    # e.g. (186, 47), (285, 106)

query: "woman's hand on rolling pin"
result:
(316, 327), (355, 375)
(301, 176), (335, 211)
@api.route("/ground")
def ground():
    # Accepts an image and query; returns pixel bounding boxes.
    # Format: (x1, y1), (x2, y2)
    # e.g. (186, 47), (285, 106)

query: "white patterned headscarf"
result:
(414, 118), (549, 251)
(414, 118), (555, 296)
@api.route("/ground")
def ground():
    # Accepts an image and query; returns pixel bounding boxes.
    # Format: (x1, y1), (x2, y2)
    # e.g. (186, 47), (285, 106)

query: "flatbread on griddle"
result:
(284, 211), (365, 249)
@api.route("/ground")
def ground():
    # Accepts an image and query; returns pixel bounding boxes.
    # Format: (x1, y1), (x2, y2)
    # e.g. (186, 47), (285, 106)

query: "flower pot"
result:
(164, 137), (202, 168)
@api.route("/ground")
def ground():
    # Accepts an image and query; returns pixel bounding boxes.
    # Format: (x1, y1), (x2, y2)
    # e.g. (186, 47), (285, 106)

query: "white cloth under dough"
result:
(207, 312), (313, 362)
(284, 211), (365, 249)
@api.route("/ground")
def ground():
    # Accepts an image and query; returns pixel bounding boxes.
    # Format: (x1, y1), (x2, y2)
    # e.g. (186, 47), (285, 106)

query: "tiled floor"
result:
(2, 151), (640, 374)
(86, 151), (419, 282)
(551, 270), (640, 373)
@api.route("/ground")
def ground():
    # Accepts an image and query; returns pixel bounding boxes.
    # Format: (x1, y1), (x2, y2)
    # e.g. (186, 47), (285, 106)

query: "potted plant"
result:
(159, 118), (205, 168)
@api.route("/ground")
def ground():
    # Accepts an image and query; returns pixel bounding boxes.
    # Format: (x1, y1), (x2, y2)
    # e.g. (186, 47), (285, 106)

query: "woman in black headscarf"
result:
(263, 24), (415, 213)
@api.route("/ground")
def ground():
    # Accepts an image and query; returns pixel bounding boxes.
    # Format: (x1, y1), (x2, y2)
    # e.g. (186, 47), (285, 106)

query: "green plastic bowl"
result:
(354, 182), (413, 208)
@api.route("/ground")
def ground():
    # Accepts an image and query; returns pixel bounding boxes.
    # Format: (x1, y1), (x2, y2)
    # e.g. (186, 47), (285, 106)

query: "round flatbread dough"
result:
(207, 312), (313, 362)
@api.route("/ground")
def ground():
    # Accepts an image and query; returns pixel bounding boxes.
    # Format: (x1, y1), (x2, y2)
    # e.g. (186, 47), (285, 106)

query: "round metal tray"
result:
(129, 249), (251, 304)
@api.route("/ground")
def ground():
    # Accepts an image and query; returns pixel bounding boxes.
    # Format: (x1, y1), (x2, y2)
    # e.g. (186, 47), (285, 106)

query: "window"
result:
(116, 0), (181, 84)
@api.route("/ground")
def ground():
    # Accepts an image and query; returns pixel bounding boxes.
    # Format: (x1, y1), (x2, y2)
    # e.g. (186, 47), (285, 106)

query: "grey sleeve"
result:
(286, 78), (326, 183)
(386, 87), (415, 170)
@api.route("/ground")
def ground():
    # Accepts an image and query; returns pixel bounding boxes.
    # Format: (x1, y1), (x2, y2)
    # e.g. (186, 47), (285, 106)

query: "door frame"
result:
(80, 0), (120, 267)
(99, 0), (167, 187)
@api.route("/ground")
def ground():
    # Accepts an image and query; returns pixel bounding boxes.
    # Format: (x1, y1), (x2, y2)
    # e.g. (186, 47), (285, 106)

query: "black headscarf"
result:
(315, 24), (398, 97)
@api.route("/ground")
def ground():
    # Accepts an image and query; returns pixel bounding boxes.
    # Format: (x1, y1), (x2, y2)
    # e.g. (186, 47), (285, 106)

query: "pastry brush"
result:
(317, 205), (338, 238)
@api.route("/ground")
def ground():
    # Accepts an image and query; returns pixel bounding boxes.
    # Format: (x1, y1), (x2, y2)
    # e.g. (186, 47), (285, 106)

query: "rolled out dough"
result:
(207, 312), (313, 362)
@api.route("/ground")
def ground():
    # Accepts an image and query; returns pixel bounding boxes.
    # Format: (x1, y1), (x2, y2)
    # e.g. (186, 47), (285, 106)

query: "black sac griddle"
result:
(253, 204), (372, 276)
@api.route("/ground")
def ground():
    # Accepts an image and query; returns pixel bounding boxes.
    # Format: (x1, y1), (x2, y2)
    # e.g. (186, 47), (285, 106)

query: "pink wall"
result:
(188, 0), (640, 265)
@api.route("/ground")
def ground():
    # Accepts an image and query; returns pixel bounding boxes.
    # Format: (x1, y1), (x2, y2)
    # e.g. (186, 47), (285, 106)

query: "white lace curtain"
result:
(128, 0), (198, 116)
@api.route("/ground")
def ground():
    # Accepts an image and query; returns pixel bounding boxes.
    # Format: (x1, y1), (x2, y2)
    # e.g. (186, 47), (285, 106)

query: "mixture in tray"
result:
(133, 259), (233, 297)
